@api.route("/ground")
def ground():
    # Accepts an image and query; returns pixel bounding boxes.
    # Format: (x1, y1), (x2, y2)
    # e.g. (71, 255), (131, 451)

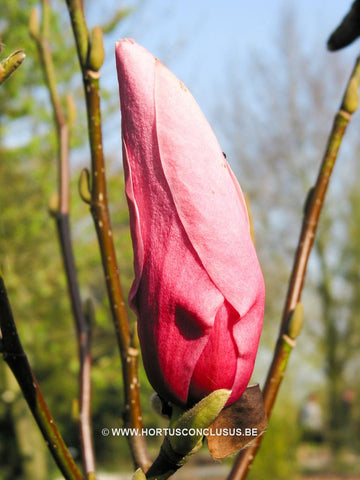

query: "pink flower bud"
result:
(115, 39), (265, 407)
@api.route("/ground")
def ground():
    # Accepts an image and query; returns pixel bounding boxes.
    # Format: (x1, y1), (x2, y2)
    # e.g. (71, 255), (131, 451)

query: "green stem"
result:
(65, 0), (150, 470)
(56, 214), (96, 476)
(0, 273), (83, 480)
(65, 0), (89, 65)
(30, 2), (96, 474)
(228, 54), (360, 480)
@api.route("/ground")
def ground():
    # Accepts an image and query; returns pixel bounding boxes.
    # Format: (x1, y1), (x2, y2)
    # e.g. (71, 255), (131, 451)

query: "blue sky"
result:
(105, 1), (355, 88)
(95, 0), (359, 158)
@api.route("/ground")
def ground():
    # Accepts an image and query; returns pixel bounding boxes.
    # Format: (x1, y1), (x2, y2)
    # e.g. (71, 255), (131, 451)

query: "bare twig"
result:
(0, 273), (83, 480)
(228, 55), (360, 480)
(64, 0), (149, 469)
(30, 2), (96, 475)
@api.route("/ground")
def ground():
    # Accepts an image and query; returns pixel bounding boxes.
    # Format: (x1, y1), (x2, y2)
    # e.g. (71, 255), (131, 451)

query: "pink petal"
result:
(154, 58), (264, 319)
(188, 301), (239, 404)
(116, 39), (228, 404)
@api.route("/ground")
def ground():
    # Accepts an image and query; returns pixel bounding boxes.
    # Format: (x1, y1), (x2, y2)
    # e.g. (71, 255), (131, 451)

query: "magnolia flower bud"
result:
(115, 39), (265, 407)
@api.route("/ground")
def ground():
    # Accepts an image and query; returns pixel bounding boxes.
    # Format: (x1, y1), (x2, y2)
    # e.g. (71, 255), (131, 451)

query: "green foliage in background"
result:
(248, 398), (301, 480)
(0, 2), (161, 477)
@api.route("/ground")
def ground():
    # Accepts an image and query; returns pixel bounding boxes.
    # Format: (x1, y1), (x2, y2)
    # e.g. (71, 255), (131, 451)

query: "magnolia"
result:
(115, 38), (265, 407)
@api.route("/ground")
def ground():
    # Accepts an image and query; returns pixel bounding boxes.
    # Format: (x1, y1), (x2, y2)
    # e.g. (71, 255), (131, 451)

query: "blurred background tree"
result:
(1, 2), (73, 478)
(0, 1), (155, 477)
(217, 8), (360, 478)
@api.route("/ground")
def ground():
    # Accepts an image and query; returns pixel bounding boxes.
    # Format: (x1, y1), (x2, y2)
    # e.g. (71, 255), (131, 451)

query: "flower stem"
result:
(65, 0), (149, 469)
(228, 54), (360, 480)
